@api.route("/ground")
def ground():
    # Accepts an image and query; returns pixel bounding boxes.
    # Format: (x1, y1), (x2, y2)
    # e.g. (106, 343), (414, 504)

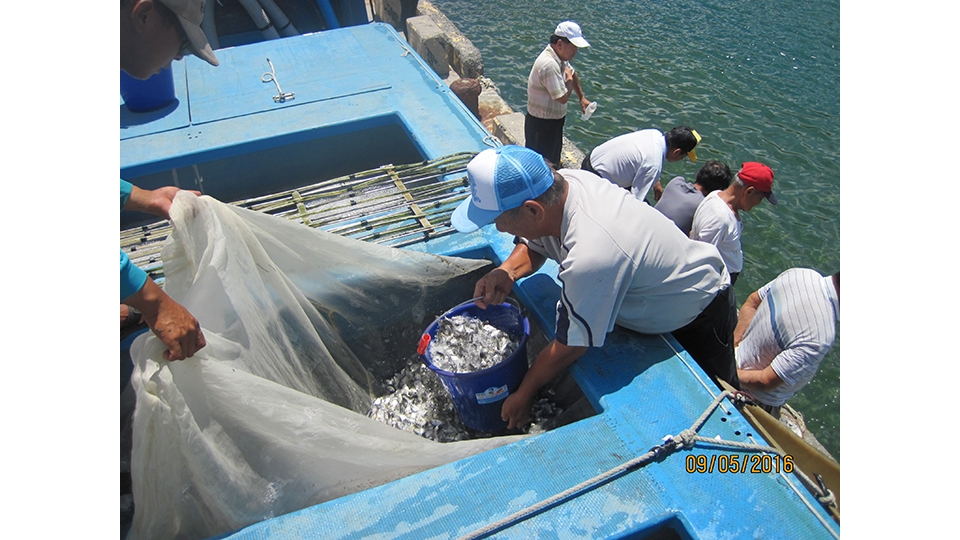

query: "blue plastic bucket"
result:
(419, 300), (530, 432)
(120, 67), (176, 112)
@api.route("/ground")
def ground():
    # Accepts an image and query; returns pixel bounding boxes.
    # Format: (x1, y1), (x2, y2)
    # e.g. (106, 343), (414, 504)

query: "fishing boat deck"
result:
(120, 22), (491, 230)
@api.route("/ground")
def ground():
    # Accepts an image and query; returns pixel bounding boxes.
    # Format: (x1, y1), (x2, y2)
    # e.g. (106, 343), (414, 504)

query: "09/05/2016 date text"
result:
(685, 454), (794, 474)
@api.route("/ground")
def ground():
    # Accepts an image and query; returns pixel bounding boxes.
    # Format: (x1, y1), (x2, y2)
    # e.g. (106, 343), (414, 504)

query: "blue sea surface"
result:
(433, 0), (840, 459)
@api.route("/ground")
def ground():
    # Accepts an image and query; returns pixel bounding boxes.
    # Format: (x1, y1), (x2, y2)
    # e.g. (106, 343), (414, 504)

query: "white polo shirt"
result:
(520, 169), (728, 347)
(735, 268), (839, 407)
(587, 129), (666, 201)
(527, 45), (569, 120)
(690, 190), (743, 274)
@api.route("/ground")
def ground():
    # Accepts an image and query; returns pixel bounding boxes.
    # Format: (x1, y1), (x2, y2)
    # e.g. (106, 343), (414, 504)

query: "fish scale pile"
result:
(367, 314), (559, 442)
(367, 358), (561, 442)
(426, 315), (520, 373)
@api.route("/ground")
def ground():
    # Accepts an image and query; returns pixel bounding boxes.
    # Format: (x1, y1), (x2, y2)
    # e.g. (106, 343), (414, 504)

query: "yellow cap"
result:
(688, 130), (702, 162)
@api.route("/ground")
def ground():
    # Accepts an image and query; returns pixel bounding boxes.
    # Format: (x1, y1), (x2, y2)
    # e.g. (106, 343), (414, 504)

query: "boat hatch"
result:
(121, 116), (424, 230)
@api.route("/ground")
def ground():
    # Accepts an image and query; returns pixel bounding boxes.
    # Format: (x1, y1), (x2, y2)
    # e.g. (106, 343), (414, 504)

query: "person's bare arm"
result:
(570, 70), (590, 113)
(124, 278), (206, 361)
(501, 340), (588, 429)
(123, 185), (201, 219)
(737, 364), (783, 391)
(733, 290), (762, 346)
(473, 243), (547, 308)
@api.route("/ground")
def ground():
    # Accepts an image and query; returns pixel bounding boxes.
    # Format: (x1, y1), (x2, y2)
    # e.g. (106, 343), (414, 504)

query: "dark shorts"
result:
(581, 153), (598, 175)
(671, 286), (740, 389)
(524, 113), (565, 167)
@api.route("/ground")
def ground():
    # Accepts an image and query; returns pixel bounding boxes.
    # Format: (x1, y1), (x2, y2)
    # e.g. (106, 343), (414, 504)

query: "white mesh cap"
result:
(451, 146), (554, 233)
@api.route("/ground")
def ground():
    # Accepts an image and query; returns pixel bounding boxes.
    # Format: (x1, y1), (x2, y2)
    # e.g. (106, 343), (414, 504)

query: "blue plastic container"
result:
(420, 301), (530, 432)
(120, 67), (176, 112)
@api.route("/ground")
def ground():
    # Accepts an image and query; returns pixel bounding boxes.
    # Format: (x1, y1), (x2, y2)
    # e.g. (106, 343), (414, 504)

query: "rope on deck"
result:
(457, 390), (839, 540)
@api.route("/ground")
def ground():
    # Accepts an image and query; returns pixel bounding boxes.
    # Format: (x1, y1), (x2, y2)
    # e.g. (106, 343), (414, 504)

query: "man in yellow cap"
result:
(581, 126), (701, 203)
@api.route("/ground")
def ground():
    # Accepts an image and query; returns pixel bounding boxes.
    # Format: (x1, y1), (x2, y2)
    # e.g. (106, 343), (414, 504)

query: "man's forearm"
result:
(517, 340), (587, 399)
(500, 243), (546, 281)
(737, 365), (782, 391)
(733, 291), (762, 345)
(571, 72), (586, 100)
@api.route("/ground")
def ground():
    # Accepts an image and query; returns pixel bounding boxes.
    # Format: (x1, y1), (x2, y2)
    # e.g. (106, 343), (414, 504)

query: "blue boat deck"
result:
(120, 22), (491, 229)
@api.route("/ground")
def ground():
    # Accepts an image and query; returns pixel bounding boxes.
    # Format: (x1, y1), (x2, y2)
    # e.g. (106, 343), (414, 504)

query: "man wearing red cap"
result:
(690, 162), (777, 285)
(525, 21), (593, 166)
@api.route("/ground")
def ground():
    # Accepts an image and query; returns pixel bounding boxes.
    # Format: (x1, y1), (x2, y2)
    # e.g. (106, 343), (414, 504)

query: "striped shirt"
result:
(735, 268), (839, 406)
(526, 45), (569, 120)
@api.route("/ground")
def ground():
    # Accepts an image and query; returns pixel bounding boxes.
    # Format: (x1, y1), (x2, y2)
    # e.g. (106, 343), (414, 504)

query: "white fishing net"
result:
(127, 193), (522, 539)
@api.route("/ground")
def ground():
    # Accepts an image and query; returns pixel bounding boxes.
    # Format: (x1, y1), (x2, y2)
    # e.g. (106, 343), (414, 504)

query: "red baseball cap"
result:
(737, 162), (777, 205)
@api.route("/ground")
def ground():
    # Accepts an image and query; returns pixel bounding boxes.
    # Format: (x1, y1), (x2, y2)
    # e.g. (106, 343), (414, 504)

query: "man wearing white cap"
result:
(452, 145), (740, 429)
(525, 21), (593, 167)
(121, 0), (220, 80)
(119, 0), (219, 360)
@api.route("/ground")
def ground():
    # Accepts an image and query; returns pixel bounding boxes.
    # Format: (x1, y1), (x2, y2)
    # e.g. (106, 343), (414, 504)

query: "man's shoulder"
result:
(665, 176), (699, 194)
(610, 129), (662, 145)
(533, 46), (559, 66)
(773, 268), (825, 289)
(697, 191), (729, 215)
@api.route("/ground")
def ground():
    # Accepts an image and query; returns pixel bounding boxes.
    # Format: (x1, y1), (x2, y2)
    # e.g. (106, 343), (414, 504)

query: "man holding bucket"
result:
(120, 0), (219, 360)
(451, 145), (739, 429)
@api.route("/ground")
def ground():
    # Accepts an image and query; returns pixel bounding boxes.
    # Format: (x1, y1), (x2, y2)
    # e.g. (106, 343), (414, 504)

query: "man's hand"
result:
(125, 278), (206, 361)
(473, 268), (515, 309)
(501, 387), (536, 429)
(501, 340), (588, 429)
(125, 185), (202, 220)
(579, 95), (591, 114)
(653, 180), (664, 201)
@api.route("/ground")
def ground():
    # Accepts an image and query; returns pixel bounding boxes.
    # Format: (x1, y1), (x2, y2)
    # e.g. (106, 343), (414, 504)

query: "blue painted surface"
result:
(120, 24), (491, 214)
(121, 22), (839, 539)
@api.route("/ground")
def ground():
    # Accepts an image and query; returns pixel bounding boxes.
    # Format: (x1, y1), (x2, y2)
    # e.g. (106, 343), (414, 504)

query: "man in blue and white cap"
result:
(453, 146), (741, 429)
(524, 21), (593, 167)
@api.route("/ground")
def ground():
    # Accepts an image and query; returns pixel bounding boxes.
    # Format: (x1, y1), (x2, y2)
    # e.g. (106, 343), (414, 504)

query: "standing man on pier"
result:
(120, 0), (219, 360)
(525, 21), (592, 167)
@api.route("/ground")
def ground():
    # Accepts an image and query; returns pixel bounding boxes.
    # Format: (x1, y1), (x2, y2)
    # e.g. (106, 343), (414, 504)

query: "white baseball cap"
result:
(451, 146), (555, 233)
(554, 21), (590, 48)
(159, 0), (220, 67)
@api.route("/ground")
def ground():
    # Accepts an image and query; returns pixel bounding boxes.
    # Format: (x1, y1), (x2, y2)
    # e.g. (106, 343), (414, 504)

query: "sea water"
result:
(433, 0), (840, 459)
